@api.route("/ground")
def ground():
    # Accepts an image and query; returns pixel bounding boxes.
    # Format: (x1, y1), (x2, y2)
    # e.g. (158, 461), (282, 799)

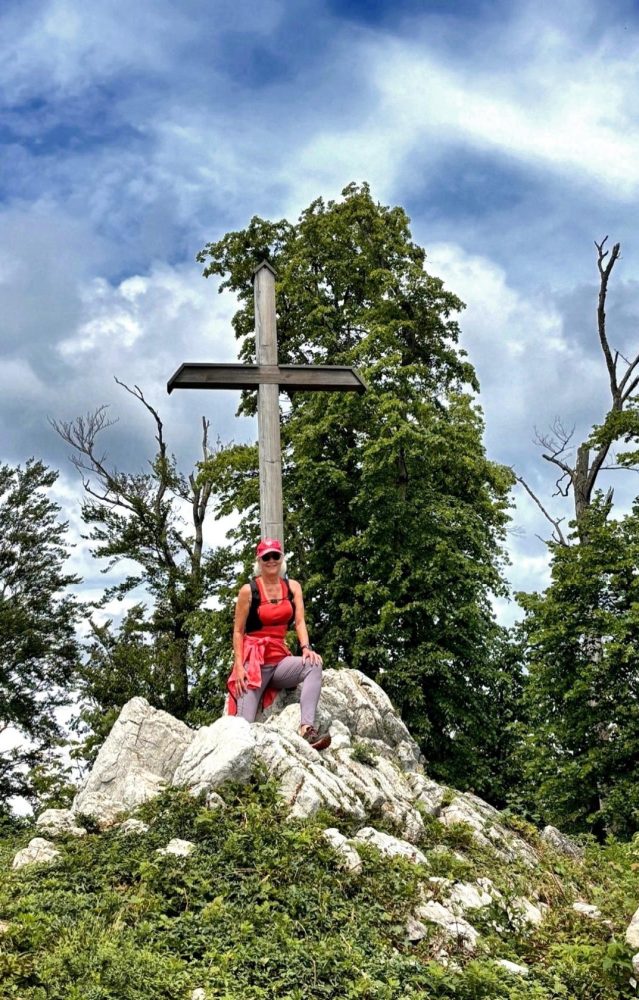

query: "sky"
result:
(4, 0), (639, 621)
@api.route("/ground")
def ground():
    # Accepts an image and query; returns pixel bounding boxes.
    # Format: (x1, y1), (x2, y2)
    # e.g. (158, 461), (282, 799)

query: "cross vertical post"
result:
(253, 261), (284, 544)
(167, 259), (367, 550)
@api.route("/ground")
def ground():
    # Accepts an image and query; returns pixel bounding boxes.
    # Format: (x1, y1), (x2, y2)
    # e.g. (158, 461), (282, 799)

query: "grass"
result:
(0, 778), (638, 999)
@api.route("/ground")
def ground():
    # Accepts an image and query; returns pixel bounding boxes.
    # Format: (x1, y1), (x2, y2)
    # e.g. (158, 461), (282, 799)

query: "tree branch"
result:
(515, 475), (568, 546)
(595, 236), (621, 399)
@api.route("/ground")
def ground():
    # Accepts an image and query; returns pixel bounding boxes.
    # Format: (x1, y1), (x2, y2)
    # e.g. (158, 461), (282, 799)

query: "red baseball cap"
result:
(256, 538), (283, 558)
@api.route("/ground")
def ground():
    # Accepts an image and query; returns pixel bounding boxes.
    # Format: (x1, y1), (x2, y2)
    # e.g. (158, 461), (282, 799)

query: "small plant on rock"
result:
(351, 741), (380, 767)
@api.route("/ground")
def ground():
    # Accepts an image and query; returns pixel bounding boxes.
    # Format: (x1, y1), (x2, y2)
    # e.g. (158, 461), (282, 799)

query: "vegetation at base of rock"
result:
(1, 783), (638, 999)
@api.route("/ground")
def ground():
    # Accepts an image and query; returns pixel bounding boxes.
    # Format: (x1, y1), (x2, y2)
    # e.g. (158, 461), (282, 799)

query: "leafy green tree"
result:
(54, 381), (235, 746)
(0, 460), (80, 805)
(516, 239), (639, 837)
(198, 183), (518, 797)
(519, 498), (639, 837)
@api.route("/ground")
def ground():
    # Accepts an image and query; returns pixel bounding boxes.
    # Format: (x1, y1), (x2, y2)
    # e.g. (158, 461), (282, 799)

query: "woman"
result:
(227, 538), (331, 751)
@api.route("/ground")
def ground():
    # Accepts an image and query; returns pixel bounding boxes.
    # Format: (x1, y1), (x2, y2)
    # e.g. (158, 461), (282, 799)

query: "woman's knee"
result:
(302, 661), (323, 682)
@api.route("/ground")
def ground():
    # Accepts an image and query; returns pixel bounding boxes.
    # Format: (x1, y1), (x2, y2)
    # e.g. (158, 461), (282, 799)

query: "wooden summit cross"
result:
(167, 261), (366, 544)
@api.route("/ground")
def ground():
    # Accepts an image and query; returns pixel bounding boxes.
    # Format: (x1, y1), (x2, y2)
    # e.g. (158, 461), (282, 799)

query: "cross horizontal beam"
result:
(167, 363), (367, 394)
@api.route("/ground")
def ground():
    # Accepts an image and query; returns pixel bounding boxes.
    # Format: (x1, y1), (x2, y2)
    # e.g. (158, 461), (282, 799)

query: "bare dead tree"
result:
(51, 378), (218, 716)
(518, 238), (638, 544)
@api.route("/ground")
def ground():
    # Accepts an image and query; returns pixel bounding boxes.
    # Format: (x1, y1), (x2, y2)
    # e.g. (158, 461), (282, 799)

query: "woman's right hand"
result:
(230, 663), (248, 697)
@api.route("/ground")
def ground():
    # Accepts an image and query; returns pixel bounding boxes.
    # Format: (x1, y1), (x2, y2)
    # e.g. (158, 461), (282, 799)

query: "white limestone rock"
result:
(255, 724), (365, 820)
(322, 828), (363, 873)
(632, 952), (639, 976)
(406, 773), (449, 815)
(328, 719), (351, 751)
(406, 916), (428, 942)
(68, 670), (540, 853)
(353, 827), (428, 865)
(542, 824), (584, 858)
(36, 808), (87, 838)
(191, 990), (207, 1000)
(508, 896), (545, 928)
(625, 906), (639, 950)
(495, 959), (529, 976)
(573, 901), (601, 919)
(260, 668), (421, 759)
(415, 900), (479, 951)
(173, 716), (256, 794)
(72, 697), (194, 827)
(206, 792), (226, 811)
(447, 881), (494, 913)
(12, 837), (60, 870)
(0, 920), (10, 935)
(118, 818), (150, 835)
(438, 793), (538, 867)
(156, 838), (195, 857)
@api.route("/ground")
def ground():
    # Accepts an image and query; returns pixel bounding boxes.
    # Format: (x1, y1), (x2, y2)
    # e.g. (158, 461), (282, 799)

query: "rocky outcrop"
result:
(69, 671), (434, 837)
(33, 668), (541, 885)
(72, 697), (194, 825)
(18, 668), (603, 967)
(438, 792), (538, 867)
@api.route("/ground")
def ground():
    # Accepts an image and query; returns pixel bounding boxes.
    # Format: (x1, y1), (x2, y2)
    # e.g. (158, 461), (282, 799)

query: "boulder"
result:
(573, 901), (601, 919)
(406, 916), (428, 942)
(72, 697), (194, 827)
(439, 793), (538, 866)
(0, 920), (10, 935)
(206, 792), (226, 811)
(626, 906), (639, 950)
(36, 808), (86, 838)
(542, 825), (584, 859)
(415, 900), (479, 951)
(12, 838), (60, 870)
(508, 896), (545, 928)
(156, 838), (195, 857)
(495, 959), (529, 976)
(353, 826), (427, 865)
(173, 716), (256, 794)
(117, 818), (150, 835)
(446, 881), (494, 913)
(322, 828), (363, 873)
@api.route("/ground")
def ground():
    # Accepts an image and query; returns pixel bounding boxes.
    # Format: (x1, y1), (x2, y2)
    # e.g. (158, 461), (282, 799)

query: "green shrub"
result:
(0, 781), (638, 999)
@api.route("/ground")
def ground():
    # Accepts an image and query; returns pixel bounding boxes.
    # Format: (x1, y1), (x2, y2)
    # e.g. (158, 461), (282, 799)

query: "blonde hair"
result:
(253, 556), (288, 578)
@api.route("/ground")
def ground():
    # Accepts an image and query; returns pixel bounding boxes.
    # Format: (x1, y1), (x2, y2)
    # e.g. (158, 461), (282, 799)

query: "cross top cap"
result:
(252, 259), (277, 281)
(256, 538), (283, 559)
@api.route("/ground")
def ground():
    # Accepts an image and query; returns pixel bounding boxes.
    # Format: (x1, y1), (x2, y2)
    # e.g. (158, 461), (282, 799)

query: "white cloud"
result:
(287, 4), (639, 204)
(0, 357), (45, 400)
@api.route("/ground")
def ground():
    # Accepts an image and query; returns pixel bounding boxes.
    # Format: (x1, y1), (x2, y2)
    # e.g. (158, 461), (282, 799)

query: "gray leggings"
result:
(234, 656), (323, 728)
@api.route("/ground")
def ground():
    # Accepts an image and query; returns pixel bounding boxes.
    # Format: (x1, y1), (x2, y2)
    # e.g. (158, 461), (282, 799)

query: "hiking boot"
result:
(301, 726), (331, 751)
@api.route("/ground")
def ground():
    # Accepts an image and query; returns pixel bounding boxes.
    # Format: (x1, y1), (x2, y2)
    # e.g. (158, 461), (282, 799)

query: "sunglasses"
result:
(261, 552), (281, 562)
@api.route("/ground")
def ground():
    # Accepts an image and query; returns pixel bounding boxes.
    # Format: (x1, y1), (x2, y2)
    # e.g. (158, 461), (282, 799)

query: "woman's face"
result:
(259, 553), (282, 578)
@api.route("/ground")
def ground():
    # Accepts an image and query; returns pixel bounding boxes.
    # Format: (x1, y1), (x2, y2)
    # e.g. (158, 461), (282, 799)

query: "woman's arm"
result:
(231, 584), (251, 693)
(290, 580), (322, 666)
